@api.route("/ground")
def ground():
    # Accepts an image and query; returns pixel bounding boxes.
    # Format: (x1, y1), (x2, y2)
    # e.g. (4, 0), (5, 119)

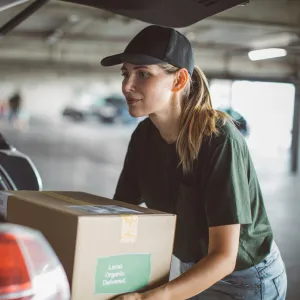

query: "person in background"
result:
(8, 91), (22, 124)
(101, 25), (287, 300)
(0, 101), (7, 119)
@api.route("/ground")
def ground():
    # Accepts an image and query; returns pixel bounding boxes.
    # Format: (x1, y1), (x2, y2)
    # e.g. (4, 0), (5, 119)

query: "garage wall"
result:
(0, 72), (122, 120)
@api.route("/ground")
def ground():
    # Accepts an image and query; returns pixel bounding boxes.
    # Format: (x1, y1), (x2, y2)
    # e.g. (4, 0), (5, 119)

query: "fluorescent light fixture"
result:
(248, 48), (287, 61)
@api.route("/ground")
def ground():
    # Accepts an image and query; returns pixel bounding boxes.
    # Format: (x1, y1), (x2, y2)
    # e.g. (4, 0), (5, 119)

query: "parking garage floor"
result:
(1, 119), (299, 299)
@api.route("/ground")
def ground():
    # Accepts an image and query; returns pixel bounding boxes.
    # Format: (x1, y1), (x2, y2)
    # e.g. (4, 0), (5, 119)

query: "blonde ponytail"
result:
(159, 64), (229, 174)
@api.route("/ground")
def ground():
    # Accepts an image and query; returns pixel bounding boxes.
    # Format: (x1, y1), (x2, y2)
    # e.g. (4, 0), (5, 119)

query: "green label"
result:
(95, 254), (151, 294)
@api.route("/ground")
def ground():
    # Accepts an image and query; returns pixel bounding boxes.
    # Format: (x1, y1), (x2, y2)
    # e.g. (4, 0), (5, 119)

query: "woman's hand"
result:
(113, 292), (142, 300)
(113, 286), (168, 300)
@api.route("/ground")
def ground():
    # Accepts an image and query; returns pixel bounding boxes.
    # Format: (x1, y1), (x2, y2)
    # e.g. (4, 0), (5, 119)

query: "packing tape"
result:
(43, 192), (139, 243)
(120, 215), (138, 243)
(41, 191), (90, 206)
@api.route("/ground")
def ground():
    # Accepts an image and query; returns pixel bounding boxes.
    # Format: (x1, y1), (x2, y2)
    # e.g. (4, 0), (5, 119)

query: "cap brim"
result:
(101, 53), (166, 67)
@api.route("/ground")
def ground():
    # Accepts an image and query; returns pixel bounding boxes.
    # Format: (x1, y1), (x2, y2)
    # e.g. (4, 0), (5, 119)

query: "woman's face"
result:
(121, 62), (176, 118)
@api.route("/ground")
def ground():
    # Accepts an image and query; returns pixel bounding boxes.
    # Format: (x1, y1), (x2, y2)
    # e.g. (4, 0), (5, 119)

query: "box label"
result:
(0, 191), (11, 218)
(68, 205), (142, 215)
(95, 254), (151, 294)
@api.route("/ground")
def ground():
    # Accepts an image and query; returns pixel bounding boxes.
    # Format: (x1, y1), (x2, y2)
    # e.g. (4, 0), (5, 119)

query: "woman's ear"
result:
(172, 68), (189, 92)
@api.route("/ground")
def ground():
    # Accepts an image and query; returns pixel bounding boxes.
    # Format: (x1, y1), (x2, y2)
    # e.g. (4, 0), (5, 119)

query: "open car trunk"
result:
(0, 0), (248, 37)
(61, 0), (248, 27)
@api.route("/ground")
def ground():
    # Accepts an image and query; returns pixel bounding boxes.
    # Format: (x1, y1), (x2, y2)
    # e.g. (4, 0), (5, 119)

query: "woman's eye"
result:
(121, 72), (128, 78)
(139, 71), (150, 79)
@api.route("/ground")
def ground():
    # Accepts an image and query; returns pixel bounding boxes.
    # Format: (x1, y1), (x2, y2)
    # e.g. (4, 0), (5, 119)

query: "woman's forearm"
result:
(163, 252), (236, 300)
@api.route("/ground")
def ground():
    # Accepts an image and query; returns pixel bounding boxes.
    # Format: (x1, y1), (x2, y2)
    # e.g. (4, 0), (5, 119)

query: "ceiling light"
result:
(248, 48), (287, 61)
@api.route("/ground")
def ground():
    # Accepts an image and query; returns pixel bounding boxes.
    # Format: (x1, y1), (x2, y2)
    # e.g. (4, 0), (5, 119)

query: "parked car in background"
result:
(94, 95), (138, 124)
(220, 107), (250, 137)
(62, 91), (99, 122)
(62, 92), (137, 124)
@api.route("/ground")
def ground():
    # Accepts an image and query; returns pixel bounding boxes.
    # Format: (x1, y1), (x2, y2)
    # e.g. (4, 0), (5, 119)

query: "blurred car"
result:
(0, 134), (42, 191)
(220, 107), (250, 136)
(62, 92), (96, 122)
(62, 93), (137, 124)
(94, 95), (138, 124)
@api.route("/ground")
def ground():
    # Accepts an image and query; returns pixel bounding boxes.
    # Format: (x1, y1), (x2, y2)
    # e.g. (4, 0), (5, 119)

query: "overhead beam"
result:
(0, 58), (294, 83)
(208, 16), (300, 32)
(4, 31), (300, 59)
(0, 37), (295, 80)
(0, 31), (256, 53)
(45, 15), (81, 45)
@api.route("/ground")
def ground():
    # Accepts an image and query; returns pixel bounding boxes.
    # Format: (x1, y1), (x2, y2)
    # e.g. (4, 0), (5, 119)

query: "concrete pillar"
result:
(291, 81), (300, 173)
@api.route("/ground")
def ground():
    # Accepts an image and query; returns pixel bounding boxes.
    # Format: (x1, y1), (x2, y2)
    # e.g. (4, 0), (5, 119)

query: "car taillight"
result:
(0, 232), (32, 296)
(0, 224), (70, 300)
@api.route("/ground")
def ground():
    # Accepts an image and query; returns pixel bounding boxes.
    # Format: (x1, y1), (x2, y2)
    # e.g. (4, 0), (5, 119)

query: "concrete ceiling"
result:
(0, 0), (300, 80)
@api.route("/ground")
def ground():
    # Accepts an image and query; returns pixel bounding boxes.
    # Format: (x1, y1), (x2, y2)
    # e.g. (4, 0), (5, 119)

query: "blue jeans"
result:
(170, 242), (287, 299)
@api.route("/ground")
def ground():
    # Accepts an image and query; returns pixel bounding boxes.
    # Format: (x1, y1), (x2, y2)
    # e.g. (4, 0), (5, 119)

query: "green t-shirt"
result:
(114, 118), (273, 271)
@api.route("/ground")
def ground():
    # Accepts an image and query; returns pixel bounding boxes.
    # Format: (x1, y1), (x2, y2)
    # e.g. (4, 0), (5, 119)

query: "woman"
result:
(101, 25), (287, 300)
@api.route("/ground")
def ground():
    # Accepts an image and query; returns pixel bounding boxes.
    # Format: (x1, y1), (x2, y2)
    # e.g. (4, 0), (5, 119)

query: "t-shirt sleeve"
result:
(113, 129), (142, 205)
(203, 138), (252, 227)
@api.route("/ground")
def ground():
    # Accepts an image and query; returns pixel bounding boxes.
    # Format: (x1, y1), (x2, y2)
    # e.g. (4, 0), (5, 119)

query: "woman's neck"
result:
(149, 106), (181, 144)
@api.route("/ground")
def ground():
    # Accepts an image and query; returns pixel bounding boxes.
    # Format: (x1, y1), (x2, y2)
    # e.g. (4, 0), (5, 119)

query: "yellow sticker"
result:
(120, 215), (138, 243)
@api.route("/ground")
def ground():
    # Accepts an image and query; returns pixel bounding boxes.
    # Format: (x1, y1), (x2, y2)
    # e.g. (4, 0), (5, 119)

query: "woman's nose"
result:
(123, 76), (136, 93)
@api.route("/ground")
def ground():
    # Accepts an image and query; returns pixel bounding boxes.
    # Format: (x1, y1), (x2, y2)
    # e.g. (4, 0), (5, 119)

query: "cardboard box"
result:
(0, 191), (176, 300)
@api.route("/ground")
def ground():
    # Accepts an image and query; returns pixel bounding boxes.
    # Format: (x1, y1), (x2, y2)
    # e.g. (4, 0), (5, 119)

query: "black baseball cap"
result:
(101, 25), (195, 75)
